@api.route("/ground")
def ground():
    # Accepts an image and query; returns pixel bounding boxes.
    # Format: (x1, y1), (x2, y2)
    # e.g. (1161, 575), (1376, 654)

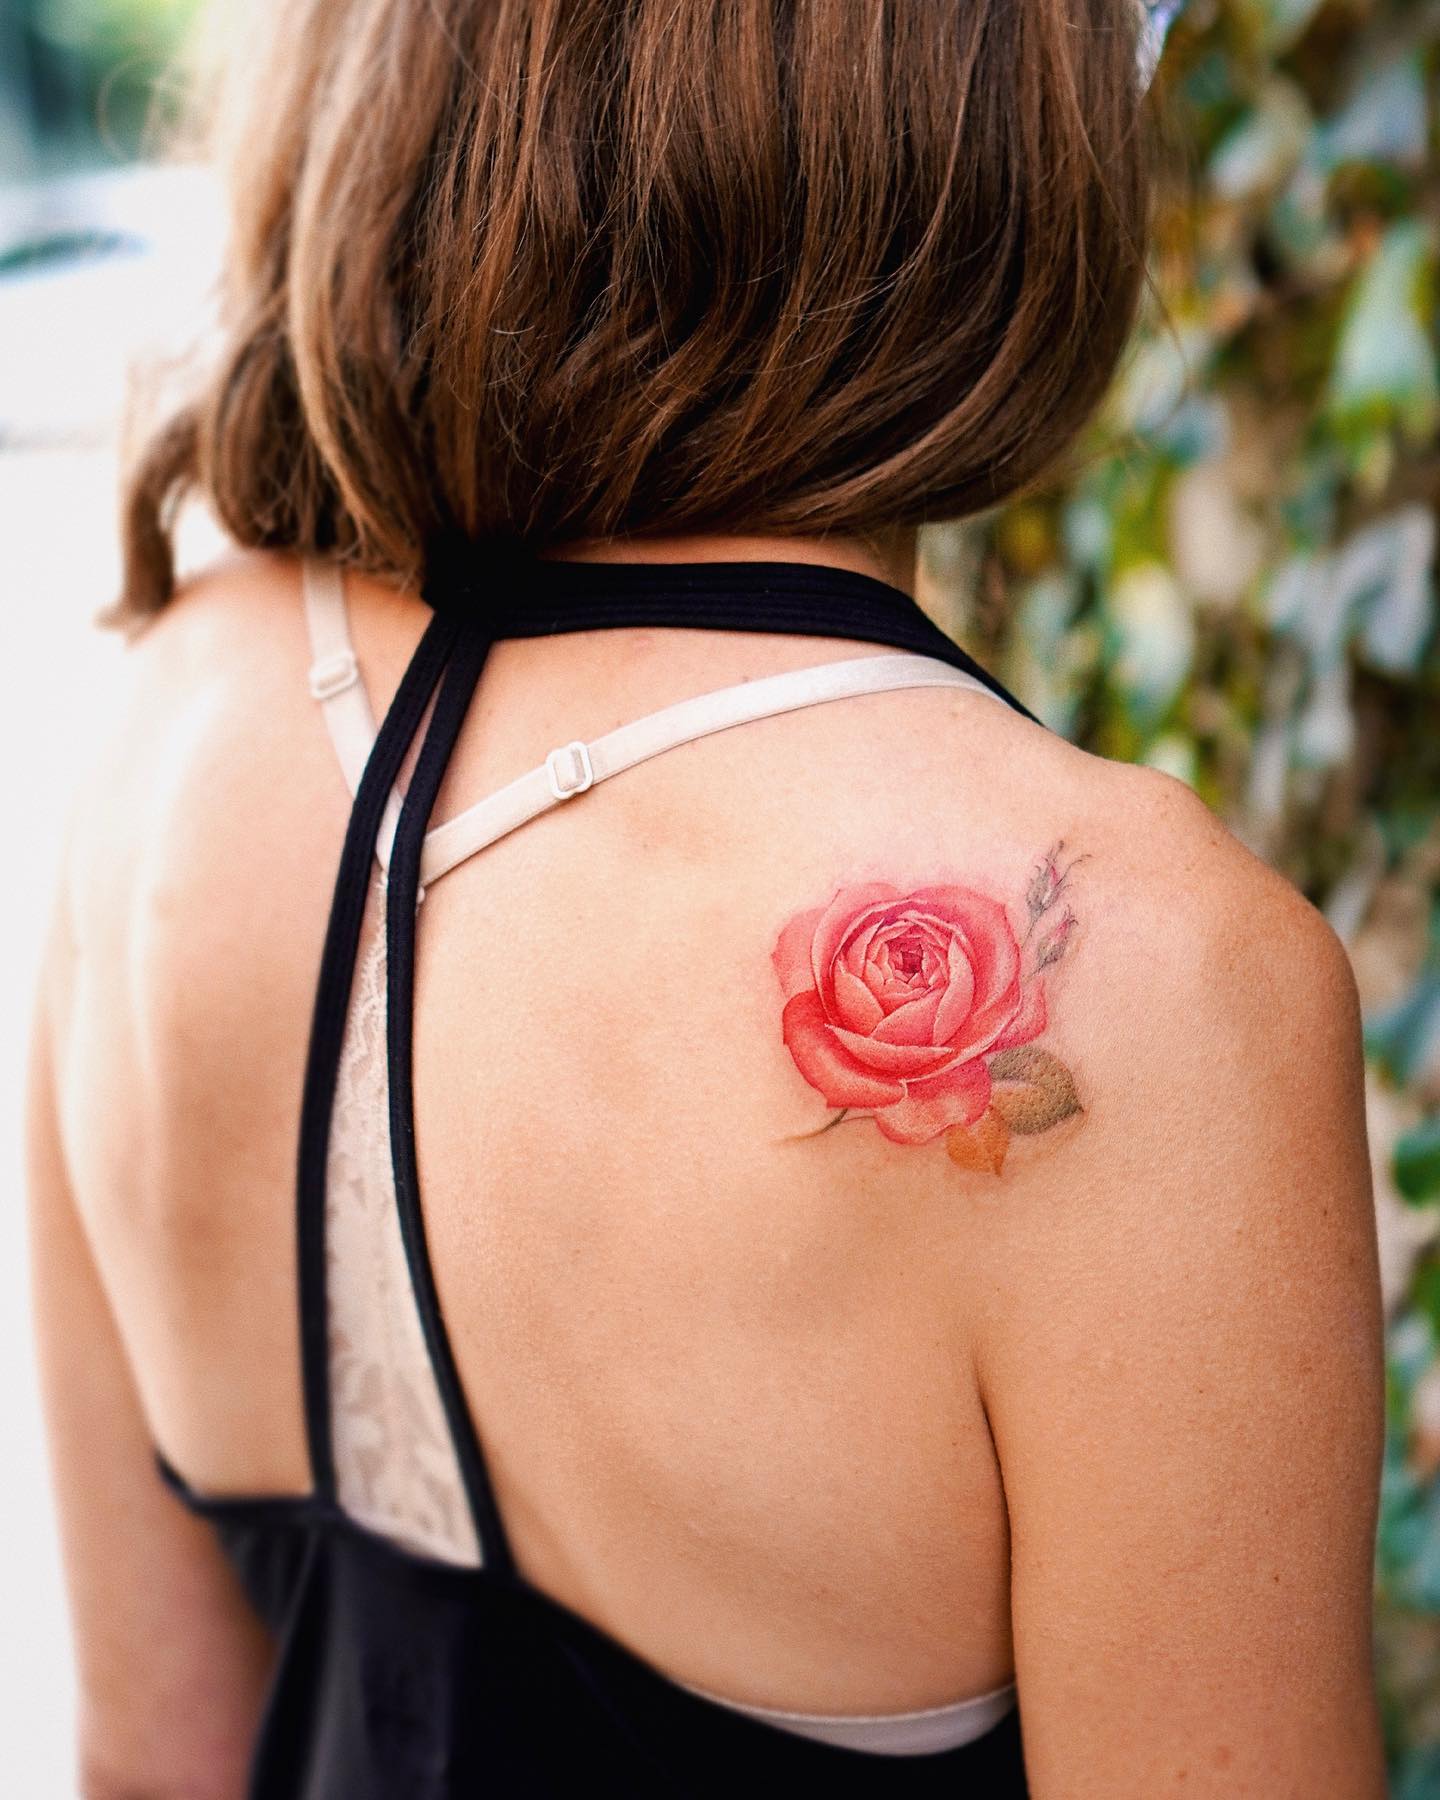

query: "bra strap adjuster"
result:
(309, 649), (360, 702)
(545, 740), (594, 801)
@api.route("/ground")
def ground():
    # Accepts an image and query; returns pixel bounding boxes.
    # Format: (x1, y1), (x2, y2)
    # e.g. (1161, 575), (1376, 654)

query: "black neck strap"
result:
(426, 552), (1038, 724)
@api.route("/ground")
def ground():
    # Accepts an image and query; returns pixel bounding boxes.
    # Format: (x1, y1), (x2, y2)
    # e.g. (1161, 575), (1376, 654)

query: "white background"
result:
(0, 165), (222, 1795)
(0, 440), (120, 1796)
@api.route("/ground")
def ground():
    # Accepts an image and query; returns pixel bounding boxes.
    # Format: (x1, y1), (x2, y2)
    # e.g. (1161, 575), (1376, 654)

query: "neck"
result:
(538, 528), (918, 597)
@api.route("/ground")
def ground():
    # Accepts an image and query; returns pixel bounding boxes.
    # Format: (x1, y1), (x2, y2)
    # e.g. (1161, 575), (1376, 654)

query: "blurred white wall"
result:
(0, 442), (124, 1795)
(0, 161), (222, 1796)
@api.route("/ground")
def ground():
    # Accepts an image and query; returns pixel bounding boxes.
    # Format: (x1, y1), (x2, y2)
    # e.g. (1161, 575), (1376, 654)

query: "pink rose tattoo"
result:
(773, 848), (1084, 1174)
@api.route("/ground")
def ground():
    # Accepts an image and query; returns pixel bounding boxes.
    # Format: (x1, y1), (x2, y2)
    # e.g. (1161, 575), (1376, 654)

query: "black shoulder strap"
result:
(383, 609), (519, 1576)
(295, 600), (464, 1501)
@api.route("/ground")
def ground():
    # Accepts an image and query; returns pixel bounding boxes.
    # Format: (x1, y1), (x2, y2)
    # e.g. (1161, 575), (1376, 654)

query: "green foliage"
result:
(1397, 1119), (1440, 1208)
(929, 1), (1440, 1779)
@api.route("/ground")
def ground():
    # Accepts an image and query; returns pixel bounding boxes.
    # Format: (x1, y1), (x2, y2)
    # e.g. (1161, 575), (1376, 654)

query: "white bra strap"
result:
(301, 557), (1007, 894)
(418, 651), (1004, 888)
(301, 558), (405, 873)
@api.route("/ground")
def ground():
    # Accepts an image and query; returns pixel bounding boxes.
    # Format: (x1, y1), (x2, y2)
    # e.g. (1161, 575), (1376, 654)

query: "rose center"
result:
(896, 944), (922, 979)
(889, 931), (936, 986)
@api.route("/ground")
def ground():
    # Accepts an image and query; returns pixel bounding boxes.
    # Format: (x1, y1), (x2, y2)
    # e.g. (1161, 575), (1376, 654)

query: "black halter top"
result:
(156, 554), (1033, 1799)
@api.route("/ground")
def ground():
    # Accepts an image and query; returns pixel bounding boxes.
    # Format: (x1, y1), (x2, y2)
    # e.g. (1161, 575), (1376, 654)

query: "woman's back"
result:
(62, 549), (1034, 1703)
(39, 544), (1386, 1794)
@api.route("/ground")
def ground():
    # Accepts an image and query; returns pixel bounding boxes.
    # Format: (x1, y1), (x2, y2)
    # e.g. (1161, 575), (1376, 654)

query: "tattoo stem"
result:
(781, 1108), (872, 1141)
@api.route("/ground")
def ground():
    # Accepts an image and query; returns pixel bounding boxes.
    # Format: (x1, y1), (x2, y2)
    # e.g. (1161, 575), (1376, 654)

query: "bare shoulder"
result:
(1060, 755), (1361, 1058)
(978, 728), (1360, 1078)
(1069, 758), (1364, 1175)
(775, 677), (1361, 1195)
(76, 548), (312, 775)
(925, 746), (1385, 1790)
(107, 548), (315, 695)
(67, 553), (298, 888)
(930, 728), (1372, 1262)
(69, 546), (431, 860)
(58, 552), (366, 1078)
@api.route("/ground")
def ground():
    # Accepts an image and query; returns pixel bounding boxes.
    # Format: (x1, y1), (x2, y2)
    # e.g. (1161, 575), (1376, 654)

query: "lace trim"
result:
(325, 873), (480, 1566)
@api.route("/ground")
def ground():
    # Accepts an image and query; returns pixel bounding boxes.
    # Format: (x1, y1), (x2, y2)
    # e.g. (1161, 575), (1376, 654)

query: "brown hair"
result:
(117, 0), (1152, 623)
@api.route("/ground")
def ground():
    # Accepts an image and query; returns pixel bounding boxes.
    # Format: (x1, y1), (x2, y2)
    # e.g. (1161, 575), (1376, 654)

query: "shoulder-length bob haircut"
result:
(118, 0), (1153, 622)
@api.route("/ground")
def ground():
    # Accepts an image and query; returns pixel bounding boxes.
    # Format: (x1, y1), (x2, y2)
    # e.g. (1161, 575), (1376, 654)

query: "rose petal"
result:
(810, 884), (901, 994)
(872, 1059), (993, 1145)
(772, 907), (826, 1001)
(869, 984), (946, 1045)
(990, 979), (1047, 1053)
(827, 1023), (954, 1077)
(886, 908), (954, 943)
(908, 888), (1020, 1009)
(933, 918), (1021, 1045)
(839, 921), (892, 1014)
(947, 966), (1027, 1057)
(904, 885), (1008, 929)
(868, 953), (921, 1008)
(831, 961), (885, 1032)
(931, 933), (977, 1044)
(781, 991), (906, 1109)
(838, 916), (888, 983)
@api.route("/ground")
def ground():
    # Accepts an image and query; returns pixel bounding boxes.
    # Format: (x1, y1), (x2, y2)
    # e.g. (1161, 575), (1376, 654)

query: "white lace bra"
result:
(302, 556), (1020, 1756)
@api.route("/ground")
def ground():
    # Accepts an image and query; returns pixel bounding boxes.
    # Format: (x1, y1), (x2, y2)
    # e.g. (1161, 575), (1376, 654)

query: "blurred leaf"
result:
(1267, 167), (1341, 273)
(1311, 53), (1429, 176)
(995, 504), (1056, 576)
(1007, 573), (1087, 734)
(1293, 659), (1354, 767)
(1405, 1491), (1440, 1611)
(1107, 562), (1197, 726)
(1137, 0), (1187, 90)
(1152, 393), (1232, 466)
(1266, 549), (1346, 660)
(1141, 733), (1201, 785)
(1237, 0), (1327, 54)
(1278, 448), (1343, 547)
(1267, 509), (1438, 674)
(34, 0), (199, 54)
(1354, 509), (1437, 674)
(1394, 1744), (1440, 1800)
(1367, 974), (1440, 1088)
(1061, 495), (1112, 575)
(1209, 78), (1312, 199)
(1169, 458), (1264, 603)
(1111, 323), (1216, 435)
(1326, 221), (1440, 443)
(1397, 1118), (1440, 1208)
(1180, 46), (1241, 113)
(1391, 1311), (1440, 1398)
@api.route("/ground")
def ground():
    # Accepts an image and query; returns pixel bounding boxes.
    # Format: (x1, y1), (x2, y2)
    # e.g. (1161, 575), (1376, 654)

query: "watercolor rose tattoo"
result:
(773, 847), (1083, 1174)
